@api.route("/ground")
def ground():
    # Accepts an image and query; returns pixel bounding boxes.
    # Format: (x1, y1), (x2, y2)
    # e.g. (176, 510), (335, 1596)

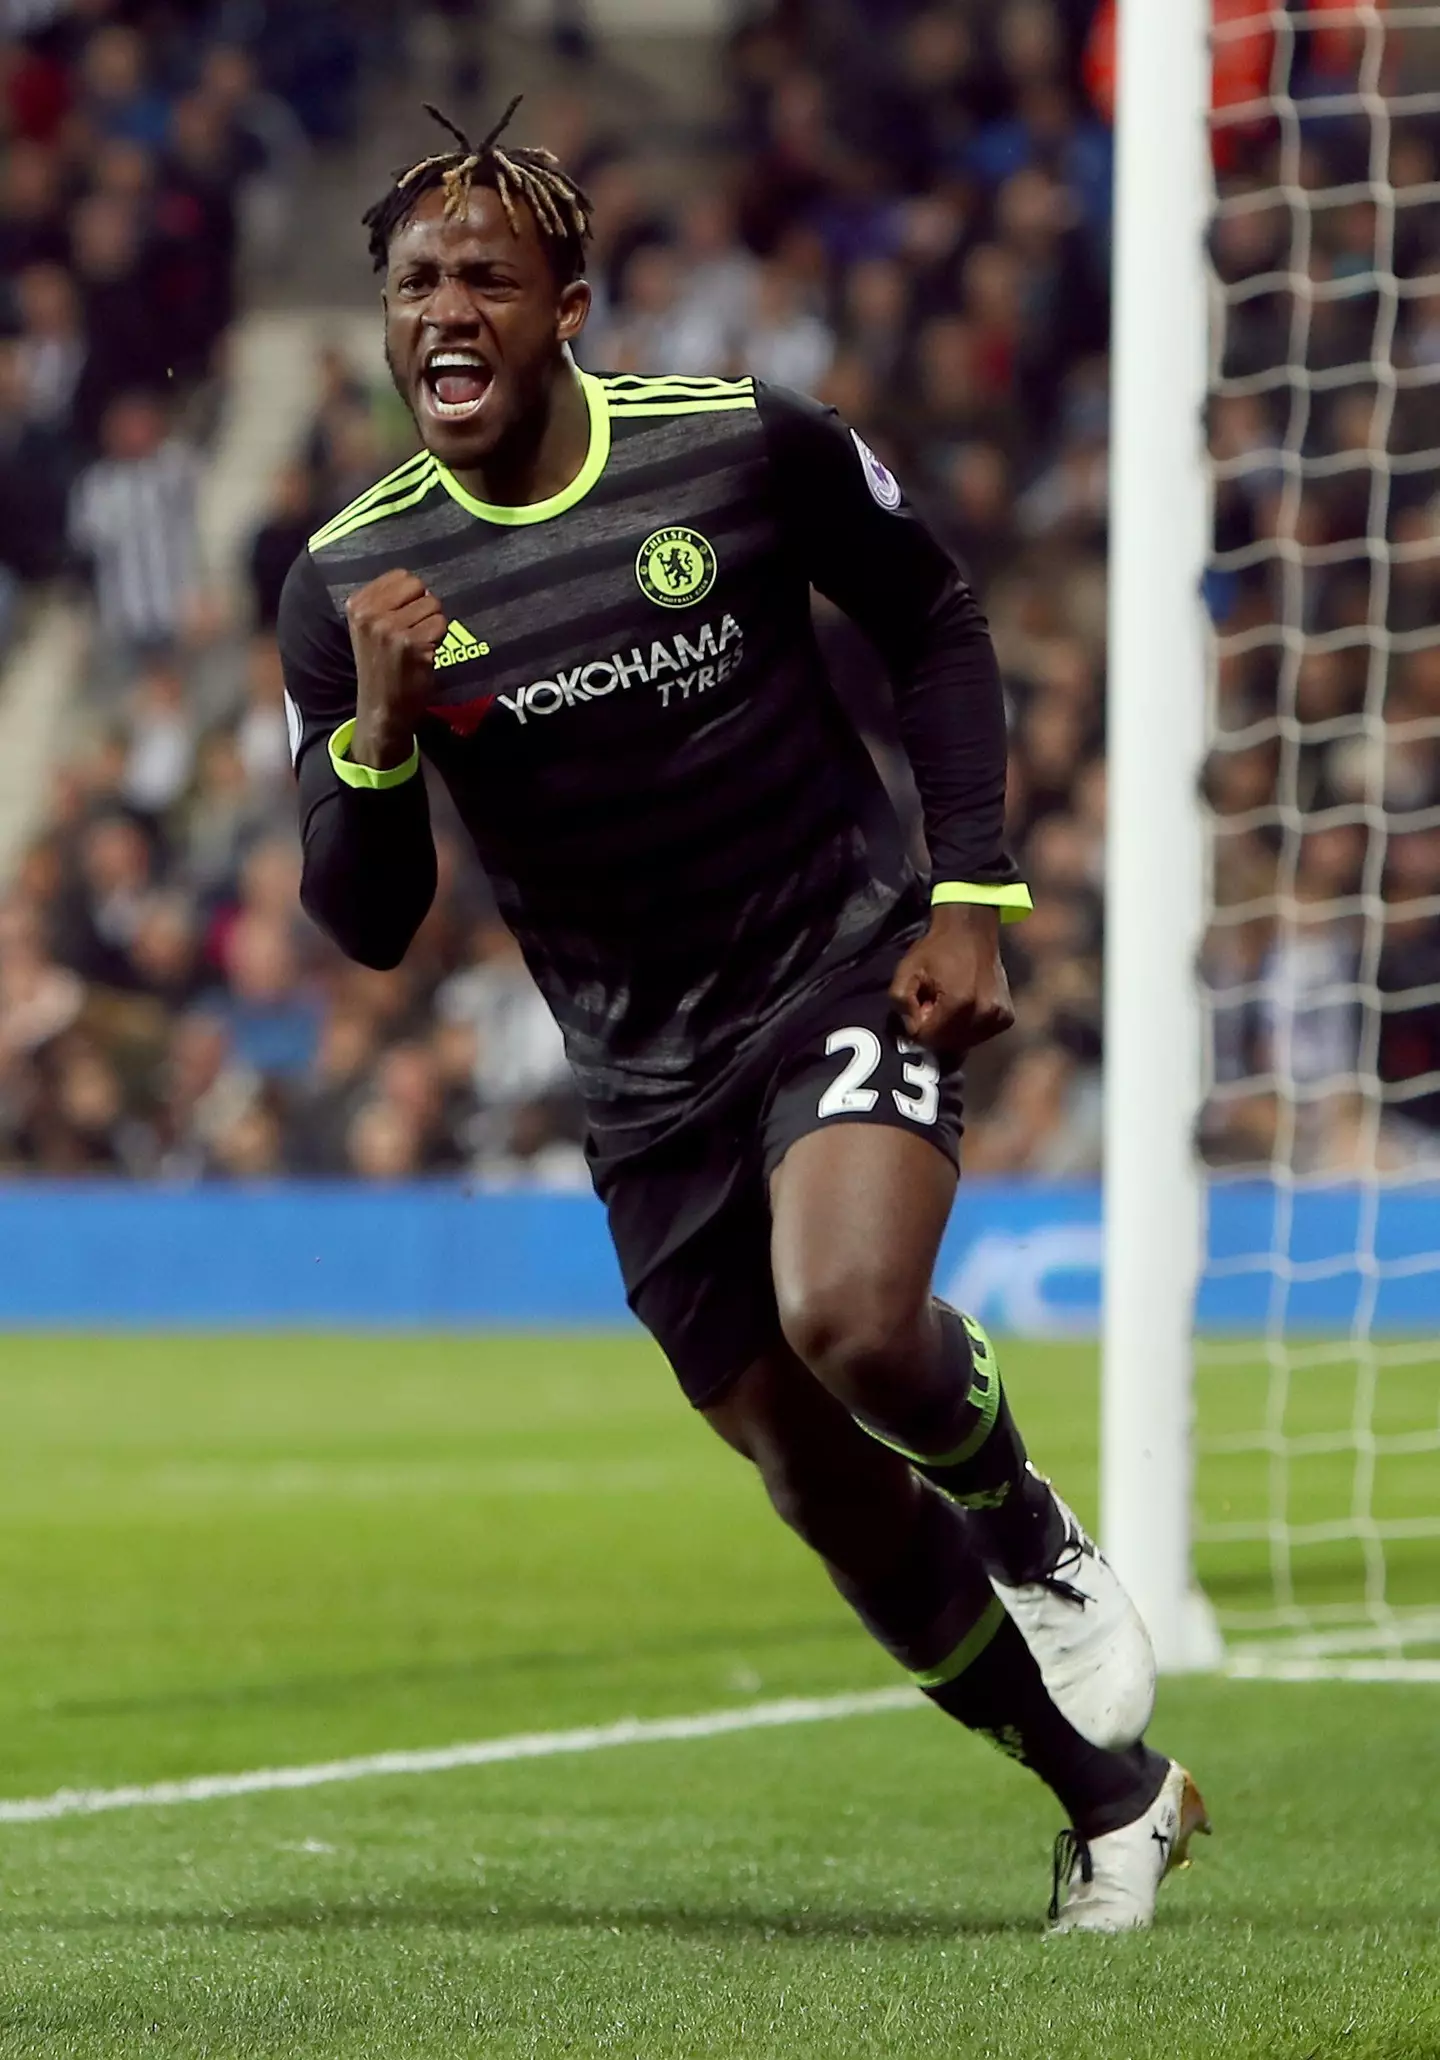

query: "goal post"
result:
(1103, 0), (1440, 1676)
(1101, 0), (1224, 1671)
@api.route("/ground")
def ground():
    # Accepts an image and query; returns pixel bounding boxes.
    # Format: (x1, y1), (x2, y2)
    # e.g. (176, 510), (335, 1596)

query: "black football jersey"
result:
(279, 372), (1024, 1166)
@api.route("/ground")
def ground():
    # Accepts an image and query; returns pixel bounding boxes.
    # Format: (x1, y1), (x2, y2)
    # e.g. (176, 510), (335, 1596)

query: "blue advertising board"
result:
(0, 1180), (1435, 1332)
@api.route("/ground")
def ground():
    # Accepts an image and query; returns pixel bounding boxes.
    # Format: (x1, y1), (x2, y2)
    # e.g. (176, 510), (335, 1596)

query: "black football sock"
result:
(921, 1610), (1170, 1841)
(826, 1485), (1165, 1840)
(824, 1479), (1001, 1673)
(854, 1305), (1064, 1581)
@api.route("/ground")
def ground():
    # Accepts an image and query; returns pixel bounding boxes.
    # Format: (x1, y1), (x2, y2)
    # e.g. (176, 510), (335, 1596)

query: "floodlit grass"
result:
(1193, 1337), (1439, 1630)
(0, 1334), (1435, 2059)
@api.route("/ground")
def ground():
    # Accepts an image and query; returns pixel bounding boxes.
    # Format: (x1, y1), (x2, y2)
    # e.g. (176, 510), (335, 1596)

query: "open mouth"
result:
(420, 347), (494, 421)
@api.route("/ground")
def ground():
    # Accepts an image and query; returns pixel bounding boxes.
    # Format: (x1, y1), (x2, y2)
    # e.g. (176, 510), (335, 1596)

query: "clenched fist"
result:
(889, 901), (1015, 1058)
(344, 569), (448, 770)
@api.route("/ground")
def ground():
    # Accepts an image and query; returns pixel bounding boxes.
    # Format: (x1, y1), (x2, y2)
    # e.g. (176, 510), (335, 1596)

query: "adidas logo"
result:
(433, 620), (490, 670)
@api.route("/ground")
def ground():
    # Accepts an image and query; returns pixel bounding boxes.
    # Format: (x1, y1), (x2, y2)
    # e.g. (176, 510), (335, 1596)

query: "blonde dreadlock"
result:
(363, 97), (593, 283)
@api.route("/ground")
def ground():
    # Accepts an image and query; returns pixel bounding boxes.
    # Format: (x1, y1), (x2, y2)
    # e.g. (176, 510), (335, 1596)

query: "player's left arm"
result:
(755, 381), (1030, 1057)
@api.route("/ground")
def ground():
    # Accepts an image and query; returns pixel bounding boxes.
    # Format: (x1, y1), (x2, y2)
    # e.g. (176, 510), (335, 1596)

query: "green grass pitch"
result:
(0, 1332), (1436, 2060)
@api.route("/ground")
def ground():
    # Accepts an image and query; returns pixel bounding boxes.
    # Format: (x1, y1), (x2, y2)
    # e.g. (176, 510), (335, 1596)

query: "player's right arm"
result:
(277, 550), (444, 971)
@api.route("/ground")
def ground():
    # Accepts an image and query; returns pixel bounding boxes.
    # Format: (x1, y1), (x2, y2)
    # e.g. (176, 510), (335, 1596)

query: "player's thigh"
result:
(762, 997), (961, 1375)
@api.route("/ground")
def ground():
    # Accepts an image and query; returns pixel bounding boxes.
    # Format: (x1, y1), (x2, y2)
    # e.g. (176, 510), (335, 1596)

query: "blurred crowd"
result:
(0, 0), (392, 637)
(0, 315), (586, 1179)
(0, 0), (538, 1184)
(0, 0), (1436, 1182)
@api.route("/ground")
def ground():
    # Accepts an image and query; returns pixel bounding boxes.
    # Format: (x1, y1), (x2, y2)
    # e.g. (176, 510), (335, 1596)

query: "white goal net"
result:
(1195, 0), (1440, 1675)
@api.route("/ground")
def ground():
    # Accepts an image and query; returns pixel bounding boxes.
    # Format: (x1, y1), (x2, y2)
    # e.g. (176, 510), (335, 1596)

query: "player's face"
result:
(383, 185), (589, 468)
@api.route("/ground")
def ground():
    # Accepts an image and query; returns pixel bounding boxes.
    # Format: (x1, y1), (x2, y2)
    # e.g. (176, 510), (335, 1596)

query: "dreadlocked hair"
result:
(362, 97), (592, 284)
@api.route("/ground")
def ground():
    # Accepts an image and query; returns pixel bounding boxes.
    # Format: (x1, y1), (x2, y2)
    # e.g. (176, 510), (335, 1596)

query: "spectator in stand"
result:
(248, 463), (318, 631)
(742, 257), (834, 392)
(935, 441), (1014, 589)
(52, 810), (154, 994)
(39, 1033), (141, 1173)
(303, 344), (374, 499)
(0, 900), (85, 1116)
(13, 261), (87, 436)
(128, 890), (202, 1015)
(235, 637), (295, 798)
(234, 835), (303, 949)
(178, 726), (265, 907)
(572, 151), (665, 359)
(436, 924), (584, 1184)
(76, 24), (170, 151)
(906, 315), (999, 458)
(346, 1094), (423, 1182)
(68, 390), (203, 667)
(309, 400), (385, 531)
(154, 92), (239, 384)
(120, 657), (196, 822)
(289, 1008), (378, 1175)
(0, 339), (69, 634)
(839, 254), (908, 389)
(68, 192), (163, 443)
(1014, 359), (1109, 544)
(0, 138), (68, 275)
(197, 44), (307, 263)
(151, 1009), (242, 1180)
(670, 189), (757, 368)
(360, 1040), (469, 1176)
(90, 134), (155, 214)
(215, 910), (320, 1083)
(598, 239), (688, 373)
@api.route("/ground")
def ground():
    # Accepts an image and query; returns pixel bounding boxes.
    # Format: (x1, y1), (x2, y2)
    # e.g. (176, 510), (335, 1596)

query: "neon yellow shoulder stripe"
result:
(309, 454), (436, 550)
(309, 452), (437, 551)
(603, 374), (755, 416)
(607, 399), (756, 416)
(308, 453), (429, 550)
(310, 460), (440, 551)
(601, 374), (753, 397)
(309, 451), (434, 543)
(601, 372), (751, 385)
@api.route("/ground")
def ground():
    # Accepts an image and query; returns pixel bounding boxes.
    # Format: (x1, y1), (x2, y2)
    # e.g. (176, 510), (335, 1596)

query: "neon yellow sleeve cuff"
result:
(328, 718), (420, 791)
(931, 881), (1034, 922)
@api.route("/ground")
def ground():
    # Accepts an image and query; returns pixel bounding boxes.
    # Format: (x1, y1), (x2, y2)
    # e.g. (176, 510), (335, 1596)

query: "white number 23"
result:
(816, 1027), (940, 1126)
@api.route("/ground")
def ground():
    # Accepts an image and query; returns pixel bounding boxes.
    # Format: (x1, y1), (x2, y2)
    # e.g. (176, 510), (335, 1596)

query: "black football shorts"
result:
(595, 943), (964, 1408)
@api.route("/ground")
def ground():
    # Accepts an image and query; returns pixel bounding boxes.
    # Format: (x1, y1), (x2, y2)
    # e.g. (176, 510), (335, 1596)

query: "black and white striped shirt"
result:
(69, 441), (200, 646)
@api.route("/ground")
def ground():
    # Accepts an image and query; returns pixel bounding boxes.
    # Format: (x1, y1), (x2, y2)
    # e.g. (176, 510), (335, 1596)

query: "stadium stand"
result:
(0, 0), (1434, 1184)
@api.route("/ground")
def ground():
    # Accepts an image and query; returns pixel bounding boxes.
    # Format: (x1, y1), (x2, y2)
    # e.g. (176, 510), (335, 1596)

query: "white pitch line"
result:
(7, 1662), (1432, 1828)
(0, 1688), (921, 1826)
(1226, 1655), (1440, 1685)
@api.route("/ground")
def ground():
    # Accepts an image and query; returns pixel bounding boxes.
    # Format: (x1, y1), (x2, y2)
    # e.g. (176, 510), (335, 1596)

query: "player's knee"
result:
(777, 1275), (927, 1420)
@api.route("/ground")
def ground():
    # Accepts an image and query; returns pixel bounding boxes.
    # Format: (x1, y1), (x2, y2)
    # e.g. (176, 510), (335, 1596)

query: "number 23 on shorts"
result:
(817, 1026), (940, 1126)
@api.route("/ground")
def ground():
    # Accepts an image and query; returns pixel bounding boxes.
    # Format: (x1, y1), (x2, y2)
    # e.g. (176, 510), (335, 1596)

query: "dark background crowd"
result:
(0, 0), (1435, 1182)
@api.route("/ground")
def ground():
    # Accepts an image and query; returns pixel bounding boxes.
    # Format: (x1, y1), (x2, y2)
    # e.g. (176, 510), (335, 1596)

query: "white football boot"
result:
(1047, 1760), (1211, 1935)
(988, 1479), (1157, 1750)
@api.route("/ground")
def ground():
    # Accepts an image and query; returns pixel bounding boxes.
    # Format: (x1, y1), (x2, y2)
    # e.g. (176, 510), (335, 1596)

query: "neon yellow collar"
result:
(433, 370), (610, 526)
